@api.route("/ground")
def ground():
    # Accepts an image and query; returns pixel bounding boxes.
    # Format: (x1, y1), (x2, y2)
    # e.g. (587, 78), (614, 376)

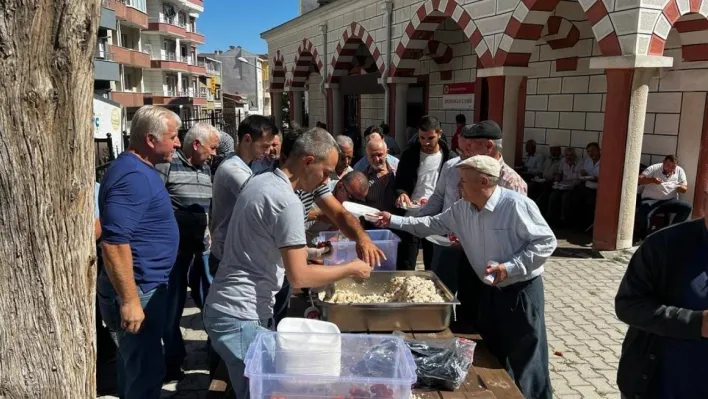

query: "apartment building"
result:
(208, 46), (270, 117)
(196, 54), (223, 120)
(98, 0), (206, 123)
(95, 5), (121, 97)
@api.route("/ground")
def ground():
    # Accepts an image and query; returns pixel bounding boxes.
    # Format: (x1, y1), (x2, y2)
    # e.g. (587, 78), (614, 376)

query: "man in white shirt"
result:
(377, 155), (556, 399)
(635, 154), (692, 239)
(518, 139), (545, 179)
(547, 147), (581, 226)
(576, 142), (601, 227)
(393, 116), (451, 270)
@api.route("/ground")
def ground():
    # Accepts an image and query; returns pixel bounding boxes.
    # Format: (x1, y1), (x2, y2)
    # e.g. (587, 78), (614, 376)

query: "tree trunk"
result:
(0, 1), (100, 397)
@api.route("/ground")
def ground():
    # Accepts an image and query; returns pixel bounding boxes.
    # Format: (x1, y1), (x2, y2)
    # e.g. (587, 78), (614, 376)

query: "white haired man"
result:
(363, 137), (398, 213)
(377, 155), (556, 399)
(155, 122), (220, 381)
(204, 128), (372, 398)
(330, 134), (354, 188)
(97, 105), (181, 397)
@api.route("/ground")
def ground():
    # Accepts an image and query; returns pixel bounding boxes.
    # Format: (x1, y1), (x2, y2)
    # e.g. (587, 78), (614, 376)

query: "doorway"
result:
(406, 83), (427, 140)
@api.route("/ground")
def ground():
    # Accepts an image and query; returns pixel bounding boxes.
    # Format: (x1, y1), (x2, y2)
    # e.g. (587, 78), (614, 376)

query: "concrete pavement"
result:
(97, 257), (630, 399)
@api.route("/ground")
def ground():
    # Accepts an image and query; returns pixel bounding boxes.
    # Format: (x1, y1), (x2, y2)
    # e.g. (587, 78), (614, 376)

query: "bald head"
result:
(366, 138), (388, 172)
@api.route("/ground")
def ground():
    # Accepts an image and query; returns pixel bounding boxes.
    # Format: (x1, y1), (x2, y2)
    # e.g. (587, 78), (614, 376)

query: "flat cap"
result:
(456, 155), (501, 178)
(461, 120), (502, 140)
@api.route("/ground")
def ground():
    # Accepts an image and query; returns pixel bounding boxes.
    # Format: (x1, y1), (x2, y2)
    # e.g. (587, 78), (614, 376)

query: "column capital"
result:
(378, 77), (417, 84)
(589, 55), (673, 70)
(323, 83), (339, 89)
(476, 66), (532, 78)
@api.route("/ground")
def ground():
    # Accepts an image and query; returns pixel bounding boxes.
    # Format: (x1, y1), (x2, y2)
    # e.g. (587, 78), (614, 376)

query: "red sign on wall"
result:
(442, 83), (475, 109)
(443, 83), (475, 95)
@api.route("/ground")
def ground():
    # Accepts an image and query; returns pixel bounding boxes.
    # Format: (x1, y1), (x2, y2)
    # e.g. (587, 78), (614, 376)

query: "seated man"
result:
(203, 129), (372, 399)
(635, 154), (692, 240)
(576, 142), (601, 227)
(546, 147), (581, 227)
(517, 139), (545, 180)
(529, 145), (561, 202)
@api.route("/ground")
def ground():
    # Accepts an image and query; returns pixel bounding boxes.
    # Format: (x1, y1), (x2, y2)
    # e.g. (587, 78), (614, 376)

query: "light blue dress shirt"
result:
(418, 156), (461, 217)
(353, 154), (399, 172)
(390, 186), (557, 287)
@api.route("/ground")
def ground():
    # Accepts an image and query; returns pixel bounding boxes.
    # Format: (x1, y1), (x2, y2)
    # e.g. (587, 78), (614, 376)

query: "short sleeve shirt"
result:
(206, 169), (306, 320)
(641, 163), (688, 200)
(582, 158), (601, 189)
(210, 154), (253, 260)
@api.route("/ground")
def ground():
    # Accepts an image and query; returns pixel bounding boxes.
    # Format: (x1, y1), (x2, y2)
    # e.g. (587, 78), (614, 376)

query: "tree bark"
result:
(0, 0), (100, 397)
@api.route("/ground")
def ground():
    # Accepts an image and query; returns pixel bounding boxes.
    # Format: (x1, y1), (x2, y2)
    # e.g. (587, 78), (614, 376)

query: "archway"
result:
(328, 22), (386, 136)
(289, 38), (325, 127)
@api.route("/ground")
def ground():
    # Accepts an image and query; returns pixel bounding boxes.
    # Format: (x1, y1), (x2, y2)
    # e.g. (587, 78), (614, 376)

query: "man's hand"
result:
(395, 193), (413, 208)
(120, 300), (145, 334)
(374, 212), (392, 228)
(356, 237), (386, 268)
(651, 177), (663, 184)
(307, 208), (322, 222)
(486, 262), (509, 286)
(348, 259), (372, 280)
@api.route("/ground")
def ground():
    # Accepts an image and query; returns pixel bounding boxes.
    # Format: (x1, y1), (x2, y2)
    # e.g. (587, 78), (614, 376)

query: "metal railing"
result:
(95, 49), (114, 60)
(156, 14), (186, 28)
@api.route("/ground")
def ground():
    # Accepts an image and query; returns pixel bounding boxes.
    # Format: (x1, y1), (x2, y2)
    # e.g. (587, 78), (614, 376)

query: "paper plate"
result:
(425, 235), (453, 247)
(400, 203), (421, 210)
(343, 201), (380, 218)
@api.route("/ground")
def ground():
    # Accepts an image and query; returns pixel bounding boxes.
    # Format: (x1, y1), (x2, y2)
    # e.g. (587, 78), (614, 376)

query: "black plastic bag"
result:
(396, 334), (476, 391)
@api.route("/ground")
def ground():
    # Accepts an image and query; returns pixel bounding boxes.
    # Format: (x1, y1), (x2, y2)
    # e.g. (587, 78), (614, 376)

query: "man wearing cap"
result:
(377, 155), (556, 399)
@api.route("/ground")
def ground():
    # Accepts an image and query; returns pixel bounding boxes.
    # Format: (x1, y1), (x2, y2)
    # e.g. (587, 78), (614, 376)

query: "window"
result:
(125, 72), (135, 91)
(215, 87), (221, 100)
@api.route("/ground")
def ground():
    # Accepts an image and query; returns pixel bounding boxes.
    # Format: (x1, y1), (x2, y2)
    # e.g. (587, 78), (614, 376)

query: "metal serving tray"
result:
(315, 270), (460, 332)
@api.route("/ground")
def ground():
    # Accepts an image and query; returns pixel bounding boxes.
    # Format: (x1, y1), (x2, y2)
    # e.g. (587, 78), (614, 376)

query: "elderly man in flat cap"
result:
(377, 155), (556, 399)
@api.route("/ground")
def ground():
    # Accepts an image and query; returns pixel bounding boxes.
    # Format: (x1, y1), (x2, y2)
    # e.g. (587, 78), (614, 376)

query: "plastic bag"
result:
(394, 333), (477, 391)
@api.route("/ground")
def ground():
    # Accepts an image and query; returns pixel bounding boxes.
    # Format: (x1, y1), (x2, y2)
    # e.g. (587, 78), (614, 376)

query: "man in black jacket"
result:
(393, 116), (451, 270)
(615, 183), (708, 399)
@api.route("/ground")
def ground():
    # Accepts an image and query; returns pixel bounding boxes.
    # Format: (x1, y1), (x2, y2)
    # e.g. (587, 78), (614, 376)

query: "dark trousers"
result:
(547, 189), (575, 226)
(430, 244), (465, 295)
(273, 277), (291, 326)
(421, 238), (433, 270)
(473, 277), (552, 399)
(396, 231), (420, 270)
(636, 197), (693, 239)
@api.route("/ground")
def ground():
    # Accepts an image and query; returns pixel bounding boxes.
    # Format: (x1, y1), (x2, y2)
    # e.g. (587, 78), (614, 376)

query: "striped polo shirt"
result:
(156, 149), (212, 252)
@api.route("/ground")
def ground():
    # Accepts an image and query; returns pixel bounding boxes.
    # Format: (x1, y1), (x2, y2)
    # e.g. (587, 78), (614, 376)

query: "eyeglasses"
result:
(338, 182), (365, 202)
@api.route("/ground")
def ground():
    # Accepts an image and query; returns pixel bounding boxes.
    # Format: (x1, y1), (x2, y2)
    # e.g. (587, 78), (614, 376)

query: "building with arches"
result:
(261, 0), (708, 250)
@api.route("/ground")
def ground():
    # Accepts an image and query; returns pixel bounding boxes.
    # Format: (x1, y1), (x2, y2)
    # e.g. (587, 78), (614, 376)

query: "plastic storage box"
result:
(317, 229), (401, 271)
(244, 331), (417, 399)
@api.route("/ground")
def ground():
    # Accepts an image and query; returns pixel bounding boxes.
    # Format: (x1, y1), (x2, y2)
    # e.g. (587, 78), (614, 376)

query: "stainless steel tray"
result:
(315, 270), (460, 332)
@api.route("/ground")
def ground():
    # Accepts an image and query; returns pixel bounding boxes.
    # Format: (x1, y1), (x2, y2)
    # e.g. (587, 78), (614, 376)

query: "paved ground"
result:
(98, 256), (630, 399)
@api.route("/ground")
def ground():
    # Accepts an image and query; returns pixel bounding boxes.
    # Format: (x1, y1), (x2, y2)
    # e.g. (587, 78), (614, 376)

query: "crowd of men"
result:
(93, 104), (702, 399)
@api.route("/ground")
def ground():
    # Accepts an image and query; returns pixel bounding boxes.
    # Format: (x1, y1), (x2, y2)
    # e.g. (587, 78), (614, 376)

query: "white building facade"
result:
(262, 0), (708, 251)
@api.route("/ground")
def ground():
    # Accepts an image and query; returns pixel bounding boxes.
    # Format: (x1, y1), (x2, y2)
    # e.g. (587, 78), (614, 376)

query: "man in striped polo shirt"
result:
(156, 122), (220, 381)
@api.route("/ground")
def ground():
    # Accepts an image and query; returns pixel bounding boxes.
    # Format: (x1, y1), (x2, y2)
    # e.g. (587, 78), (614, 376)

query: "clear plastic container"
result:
(317, 229), (401, 271)
(244, 331), (417, 399)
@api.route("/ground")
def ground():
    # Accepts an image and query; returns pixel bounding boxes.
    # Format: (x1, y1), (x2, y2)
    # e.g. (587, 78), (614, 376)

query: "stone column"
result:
(589, 56), (673, 251)
(290, 88), (305, 126)
(271, 90), (283, 129)
(326, 83), (342, 136)
(381, 77), (417, 150)
(476, 67), (531, 166)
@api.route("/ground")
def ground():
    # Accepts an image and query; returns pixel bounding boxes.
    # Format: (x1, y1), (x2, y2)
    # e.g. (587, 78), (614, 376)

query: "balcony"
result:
(150, 53), (189, 72)
(94, 47), (120, 81)
(103, 0), (148, 29)
(188, 60), (207, 75)
(111, 91), (146, 107)
(146, 15), (186, 38)
(184, 26), (205, 44)
(147, 89), (207, 106)
(109, 45), (151, 68)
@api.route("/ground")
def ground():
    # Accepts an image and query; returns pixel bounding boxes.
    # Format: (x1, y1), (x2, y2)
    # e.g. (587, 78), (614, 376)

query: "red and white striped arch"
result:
(427, 40), (453, 64)
(541, 16), (580, 49)
(390, 0), (493, 77)
(496, 0), (622, 67)
(328, 22), (385, 84)
(648, 0), (708, 61)
(290, 38), (324, 88)
(270, 50), (286, 92)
